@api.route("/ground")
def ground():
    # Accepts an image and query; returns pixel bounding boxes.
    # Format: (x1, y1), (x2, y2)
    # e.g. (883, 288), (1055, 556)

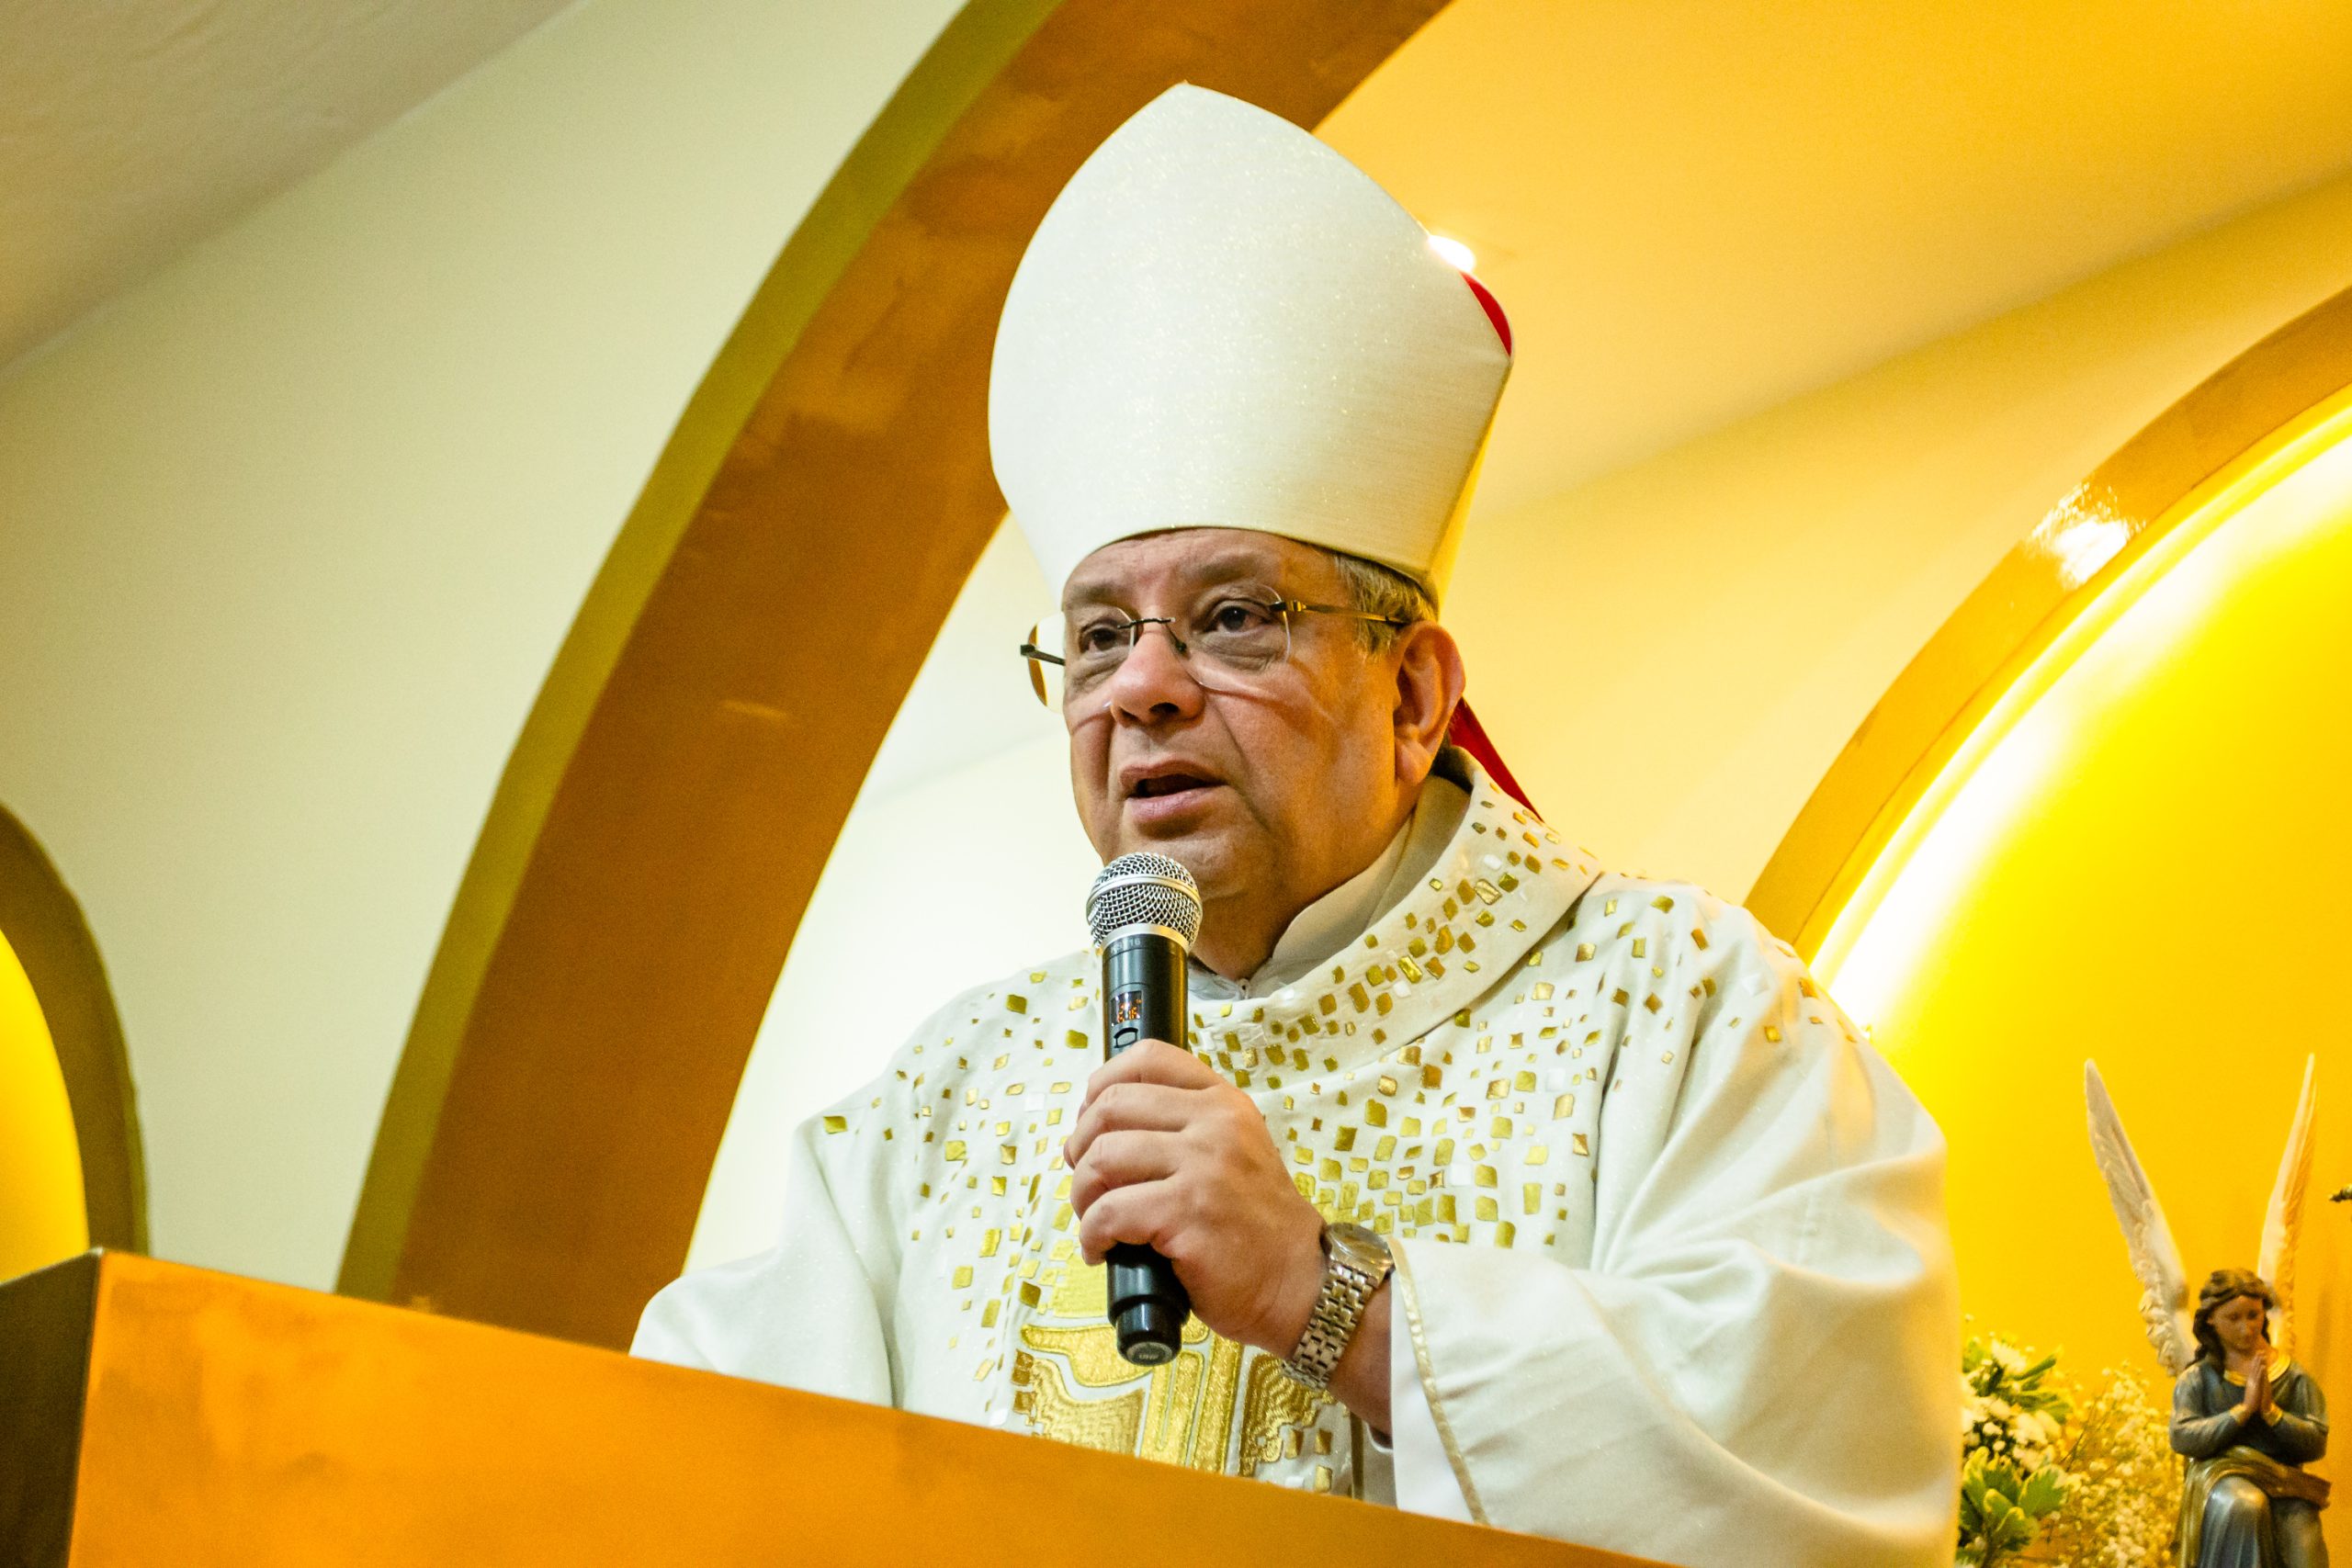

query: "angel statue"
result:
(2087, 1058), (2331, 1568)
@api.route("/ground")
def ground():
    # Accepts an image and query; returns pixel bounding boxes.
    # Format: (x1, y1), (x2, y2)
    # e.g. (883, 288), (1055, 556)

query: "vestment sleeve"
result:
(631, 1094), (900, 1404)
(1387, 1365), (1475, 1520)
(1385, 908), (1958, 1568)
(2169, 1368), (2246, 1459)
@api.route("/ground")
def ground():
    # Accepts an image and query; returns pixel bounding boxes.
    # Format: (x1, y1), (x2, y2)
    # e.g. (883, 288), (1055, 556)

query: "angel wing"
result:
(2257, 1055), (2317, 1356)
(2085, 1061), (2197, 1374)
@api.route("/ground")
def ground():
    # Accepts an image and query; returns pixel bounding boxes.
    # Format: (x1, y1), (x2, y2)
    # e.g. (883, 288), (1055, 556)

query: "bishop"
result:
(636, 84), (1958, 1568)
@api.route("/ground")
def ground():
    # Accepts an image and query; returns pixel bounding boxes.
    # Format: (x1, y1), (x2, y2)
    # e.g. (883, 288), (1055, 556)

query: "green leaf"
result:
(2018, 1465), (2068, 1517)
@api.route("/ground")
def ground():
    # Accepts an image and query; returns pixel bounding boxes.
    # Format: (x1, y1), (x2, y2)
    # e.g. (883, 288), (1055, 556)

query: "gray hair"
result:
(1329, 550), (1436, 653)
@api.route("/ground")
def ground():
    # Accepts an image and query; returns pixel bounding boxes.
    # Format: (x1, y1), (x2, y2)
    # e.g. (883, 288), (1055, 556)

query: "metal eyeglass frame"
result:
(1017, 597), (1410, 708)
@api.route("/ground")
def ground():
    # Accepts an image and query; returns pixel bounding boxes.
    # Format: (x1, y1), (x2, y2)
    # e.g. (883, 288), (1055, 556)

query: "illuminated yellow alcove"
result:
(0, 921), (87, 1280)
(1815, 393), (2352, 1501)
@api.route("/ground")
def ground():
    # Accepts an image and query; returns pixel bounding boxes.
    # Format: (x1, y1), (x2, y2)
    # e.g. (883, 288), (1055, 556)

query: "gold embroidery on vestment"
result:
(1013, 1262), (1330, 1475)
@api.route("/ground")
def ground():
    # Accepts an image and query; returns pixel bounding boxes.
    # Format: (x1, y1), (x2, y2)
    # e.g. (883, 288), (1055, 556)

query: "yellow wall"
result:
(0, 926), (87, 1280)
(0, 0), (964, 1290)
(1447, 173), (2352, 903)
(1817, 396), (2352, 1538)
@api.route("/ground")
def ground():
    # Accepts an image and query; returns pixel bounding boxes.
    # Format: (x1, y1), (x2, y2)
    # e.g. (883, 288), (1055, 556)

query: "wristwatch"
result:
(1283, 1222), (1394, 1390)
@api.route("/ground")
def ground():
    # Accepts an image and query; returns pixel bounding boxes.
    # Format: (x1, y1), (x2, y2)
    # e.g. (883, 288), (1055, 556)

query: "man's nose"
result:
(1102, 622), (1204, 724)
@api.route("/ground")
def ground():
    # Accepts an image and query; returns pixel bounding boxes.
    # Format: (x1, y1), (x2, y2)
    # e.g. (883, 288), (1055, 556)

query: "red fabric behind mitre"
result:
(1461, 273), (1512, 354)
(1447, 698), (1535, 816)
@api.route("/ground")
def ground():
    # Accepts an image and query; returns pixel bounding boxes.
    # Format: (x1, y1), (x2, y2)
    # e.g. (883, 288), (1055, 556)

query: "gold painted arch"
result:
(341, 0), (1456, 1347)
(1747, 283), (2352, 955)
(0, 803), (145, 1258)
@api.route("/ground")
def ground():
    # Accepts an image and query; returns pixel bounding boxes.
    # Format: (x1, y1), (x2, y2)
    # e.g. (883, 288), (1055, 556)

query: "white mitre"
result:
(989, 84), (1513, 606)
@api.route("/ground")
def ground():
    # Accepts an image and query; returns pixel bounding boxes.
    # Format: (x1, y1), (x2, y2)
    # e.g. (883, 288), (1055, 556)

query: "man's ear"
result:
(1391, 622), (1465, 786)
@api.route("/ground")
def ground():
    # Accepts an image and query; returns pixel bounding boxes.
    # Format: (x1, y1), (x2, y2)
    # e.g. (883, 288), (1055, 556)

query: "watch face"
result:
(1327, 1222), (1390, 1272)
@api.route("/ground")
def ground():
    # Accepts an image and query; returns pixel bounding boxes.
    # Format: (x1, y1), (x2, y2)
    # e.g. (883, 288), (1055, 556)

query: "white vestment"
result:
(635, 752), (1959, 1566)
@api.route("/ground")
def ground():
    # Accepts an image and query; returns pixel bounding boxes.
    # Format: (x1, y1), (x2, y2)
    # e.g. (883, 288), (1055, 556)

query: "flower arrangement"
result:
(1957, 1335), (2075, 1566)
(2027, 1366), (2181, 1568)
(1953, 1335), (2184, 1568)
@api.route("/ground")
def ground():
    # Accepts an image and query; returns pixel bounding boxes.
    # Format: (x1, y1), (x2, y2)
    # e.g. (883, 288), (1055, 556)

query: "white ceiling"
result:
(1321, 0), (2352, 515)
(0, 0), (576, 369)
(15, 0), (2349, 460)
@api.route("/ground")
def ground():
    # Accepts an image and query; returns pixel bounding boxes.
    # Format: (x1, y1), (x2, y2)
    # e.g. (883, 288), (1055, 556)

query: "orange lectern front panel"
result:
(0, 1252), (1654, 1567)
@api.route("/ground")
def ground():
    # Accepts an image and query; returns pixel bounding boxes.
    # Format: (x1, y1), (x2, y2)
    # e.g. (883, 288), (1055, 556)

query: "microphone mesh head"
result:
(1086, 853), (1204, 949)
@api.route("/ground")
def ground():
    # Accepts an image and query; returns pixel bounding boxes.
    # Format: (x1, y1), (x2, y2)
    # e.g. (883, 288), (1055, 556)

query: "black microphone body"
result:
(1086, 852), (1204, 1366)
(1099, 927), (1193, 1364)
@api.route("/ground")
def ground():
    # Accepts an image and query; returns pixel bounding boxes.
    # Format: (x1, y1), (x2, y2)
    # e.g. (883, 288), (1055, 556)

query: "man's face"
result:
(1058, 530), (1406, 919)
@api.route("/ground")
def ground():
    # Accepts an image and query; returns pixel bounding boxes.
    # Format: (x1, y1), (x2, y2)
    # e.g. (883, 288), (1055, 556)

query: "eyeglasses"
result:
(1017, 594), (1408, 709)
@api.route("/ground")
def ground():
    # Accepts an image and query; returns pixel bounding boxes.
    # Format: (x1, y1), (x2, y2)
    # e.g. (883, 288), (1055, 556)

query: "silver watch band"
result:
(1283, 1222), (1393, 1390)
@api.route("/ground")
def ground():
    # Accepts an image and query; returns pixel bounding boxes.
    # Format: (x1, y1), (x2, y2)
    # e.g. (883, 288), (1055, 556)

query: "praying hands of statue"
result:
(1063, 1039), (1394, 1431)
(2229, 1335), (2267, 1419)
(2240, 1350), (2274, 1420)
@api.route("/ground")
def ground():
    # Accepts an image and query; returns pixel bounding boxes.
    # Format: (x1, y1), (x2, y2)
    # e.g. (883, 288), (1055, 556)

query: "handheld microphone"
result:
(1084, 852), (1203, 1366)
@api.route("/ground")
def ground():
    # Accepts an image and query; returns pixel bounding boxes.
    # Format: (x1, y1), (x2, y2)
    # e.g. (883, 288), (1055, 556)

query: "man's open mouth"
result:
(1130, 773), (1216, 799)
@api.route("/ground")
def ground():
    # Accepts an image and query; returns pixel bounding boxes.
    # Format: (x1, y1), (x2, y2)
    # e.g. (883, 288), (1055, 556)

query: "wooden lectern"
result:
(2, 1251), (1655, 1566)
